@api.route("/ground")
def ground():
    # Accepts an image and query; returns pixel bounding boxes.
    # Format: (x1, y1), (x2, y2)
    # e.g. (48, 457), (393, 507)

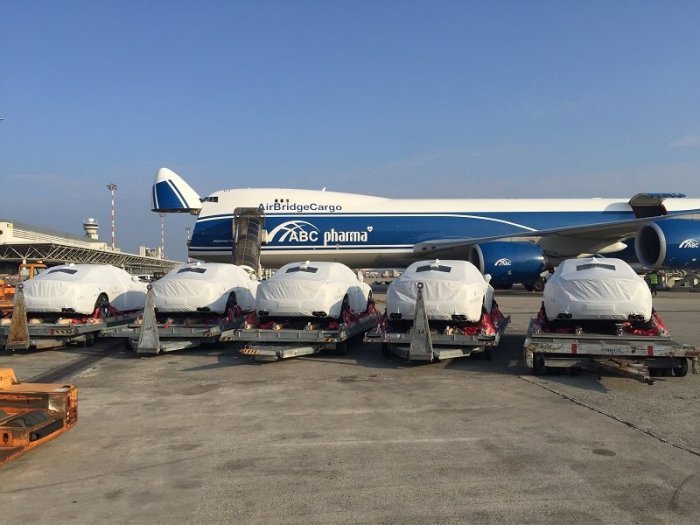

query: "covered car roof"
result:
(270, 261), (356, 282)
(159, 262), (253, 281)
(401, 259), (487, 282)
(39, 263), (128, 282)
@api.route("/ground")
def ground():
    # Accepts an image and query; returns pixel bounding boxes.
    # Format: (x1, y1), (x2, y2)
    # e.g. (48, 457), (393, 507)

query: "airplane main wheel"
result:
(531, 278), (546, 293)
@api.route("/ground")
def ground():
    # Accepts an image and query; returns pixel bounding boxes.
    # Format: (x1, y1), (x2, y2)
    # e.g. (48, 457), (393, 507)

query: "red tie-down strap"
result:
(364, 301), (380, 317)
(243, 312), (260, 328)
(479, 311), (497, 336)
(461, 324), (481, 336)
(226, 305), (244, 323)
(80, 304), (123, 323)
(342, 307), (359, 326)
(626, 310), (666, 336)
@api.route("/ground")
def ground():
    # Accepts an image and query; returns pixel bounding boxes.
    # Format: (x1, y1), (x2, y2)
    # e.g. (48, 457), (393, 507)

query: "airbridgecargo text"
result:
(261, 202), (342, 213)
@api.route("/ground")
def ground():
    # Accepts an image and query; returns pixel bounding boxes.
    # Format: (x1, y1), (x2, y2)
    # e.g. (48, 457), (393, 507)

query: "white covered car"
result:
(256, 261), (372, 319)
(20, 263), (147, 316)
(543, 257), (652, 322)
(386, 260), (494, 322)
(152, 262), (257, 314)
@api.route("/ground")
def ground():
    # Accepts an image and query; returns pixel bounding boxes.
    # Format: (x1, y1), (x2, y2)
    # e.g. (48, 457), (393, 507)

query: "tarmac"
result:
(1, 288), (699, 524)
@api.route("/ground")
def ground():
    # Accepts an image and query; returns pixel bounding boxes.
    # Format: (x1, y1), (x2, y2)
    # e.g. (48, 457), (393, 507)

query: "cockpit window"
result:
(201, 196), (219, 203)
(286, 266), (318, 274)
(416, 264), (452, 273)
(177, 267), (207, 274)
(576, 263), (616, 271)
(48, 268), (78, 275)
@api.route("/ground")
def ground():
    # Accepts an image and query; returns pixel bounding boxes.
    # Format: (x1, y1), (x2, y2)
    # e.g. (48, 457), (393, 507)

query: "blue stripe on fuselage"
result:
(189, 210), (633, 251)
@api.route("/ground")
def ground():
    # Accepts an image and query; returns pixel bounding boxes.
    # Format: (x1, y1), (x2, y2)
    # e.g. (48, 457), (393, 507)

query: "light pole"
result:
(185, 227), (191, 263)
(106, 183), (117, 250)
(160, 213), (166, 259)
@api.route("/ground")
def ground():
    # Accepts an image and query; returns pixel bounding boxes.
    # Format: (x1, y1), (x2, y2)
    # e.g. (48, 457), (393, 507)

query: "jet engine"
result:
(469, 242), (546, 289)
(635, 219), (700, 269)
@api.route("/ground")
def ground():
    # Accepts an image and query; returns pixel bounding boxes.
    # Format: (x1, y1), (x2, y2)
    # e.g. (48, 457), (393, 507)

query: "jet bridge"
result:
(232, 207), (265, 277)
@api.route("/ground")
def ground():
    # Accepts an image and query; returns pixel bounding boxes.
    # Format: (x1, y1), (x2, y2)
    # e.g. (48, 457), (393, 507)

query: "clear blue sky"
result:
(2, 1), (700, 262)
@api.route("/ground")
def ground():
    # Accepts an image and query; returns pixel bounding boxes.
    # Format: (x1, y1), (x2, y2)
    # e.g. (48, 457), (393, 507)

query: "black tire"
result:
(381, 343), (391, 357)
(339, 295), (351, 319)
(335, 339), (348, 356)
(531, 278), (546, 293)
(673, 358), (689, 377)
(533, 354), (546, 375)
(94, 294), (110, 319)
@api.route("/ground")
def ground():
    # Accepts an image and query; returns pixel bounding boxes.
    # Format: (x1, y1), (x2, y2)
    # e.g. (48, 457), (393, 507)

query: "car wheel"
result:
(225, 292), (237, 316)
(94, 294), (110, 319)
(340, 295), (351, 320)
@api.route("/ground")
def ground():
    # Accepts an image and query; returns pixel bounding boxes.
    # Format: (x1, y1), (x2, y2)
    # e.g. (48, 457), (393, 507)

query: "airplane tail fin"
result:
(152, 167), (202, 213)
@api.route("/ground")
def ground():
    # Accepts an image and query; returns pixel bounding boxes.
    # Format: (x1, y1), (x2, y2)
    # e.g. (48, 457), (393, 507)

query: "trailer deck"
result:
(99, 286), (245, 355)
(222, 310), (381, 362)
(364, 282), (510, 362)
(523, 318), (699, 384)
(1, 286), (137, 351)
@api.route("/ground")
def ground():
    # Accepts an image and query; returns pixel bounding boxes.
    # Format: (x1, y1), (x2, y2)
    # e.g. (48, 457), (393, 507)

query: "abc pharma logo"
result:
(679, 239), (699, 249)
(267, 221), (320, 243)
(267, 220), (373, 246)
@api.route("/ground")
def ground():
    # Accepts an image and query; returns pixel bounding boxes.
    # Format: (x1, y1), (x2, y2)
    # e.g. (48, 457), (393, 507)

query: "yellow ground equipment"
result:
(0, 368), (78, 465)
(0, 262), (48, 317)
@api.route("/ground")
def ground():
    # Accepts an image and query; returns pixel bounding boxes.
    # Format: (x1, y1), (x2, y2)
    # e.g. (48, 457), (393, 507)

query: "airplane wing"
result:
(414, 203), (700, 259)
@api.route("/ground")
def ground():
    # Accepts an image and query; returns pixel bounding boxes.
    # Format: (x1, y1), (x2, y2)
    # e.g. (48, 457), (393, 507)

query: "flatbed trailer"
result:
(1, 368), (78, 465)
(99, 285), (245, 355)
(221, 309), (382, 362)
(1, 286), (137, 351)
(523, 318), (699, 384)
(364, 282), (510, 362)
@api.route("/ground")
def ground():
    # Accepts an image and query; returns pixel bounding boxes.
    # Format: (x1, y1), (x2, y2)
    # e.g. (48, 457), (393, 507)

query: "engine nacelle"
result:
(635, 219), (700, 269)
(469, 242), (546, 287)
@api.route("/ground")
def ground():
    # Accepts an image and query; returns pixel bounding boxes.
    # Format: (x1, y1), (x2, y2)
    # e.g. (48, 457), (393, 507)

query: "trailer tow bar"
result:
(596, 358), (654, 385)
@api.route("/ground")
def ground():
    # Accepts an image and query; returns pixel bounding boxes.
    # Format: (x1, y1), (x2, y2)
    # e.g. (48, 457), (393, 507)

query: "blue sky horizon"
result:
(2, 1), (700, 262)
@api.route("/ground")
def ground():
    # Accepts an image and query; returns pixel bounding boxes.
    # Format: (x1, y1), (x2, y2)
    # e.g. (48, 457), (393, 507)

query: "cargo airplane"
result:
(152, 167), (700, 289)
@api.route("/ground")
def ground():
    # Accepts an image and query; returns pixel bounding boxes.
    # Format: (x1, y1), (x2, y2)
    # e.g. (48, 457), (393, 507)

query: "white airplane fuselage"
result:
(187, 187), (700, 268)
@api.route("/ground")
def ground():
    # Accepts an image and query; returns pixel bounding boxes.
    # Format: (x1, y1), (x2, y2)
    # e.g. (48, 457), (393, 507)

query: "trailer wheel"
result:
(335, 339), (348, 356)
(381, 343), (391, 357)
(533, 354), (546, 375)
(673, 358), (689, 377)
